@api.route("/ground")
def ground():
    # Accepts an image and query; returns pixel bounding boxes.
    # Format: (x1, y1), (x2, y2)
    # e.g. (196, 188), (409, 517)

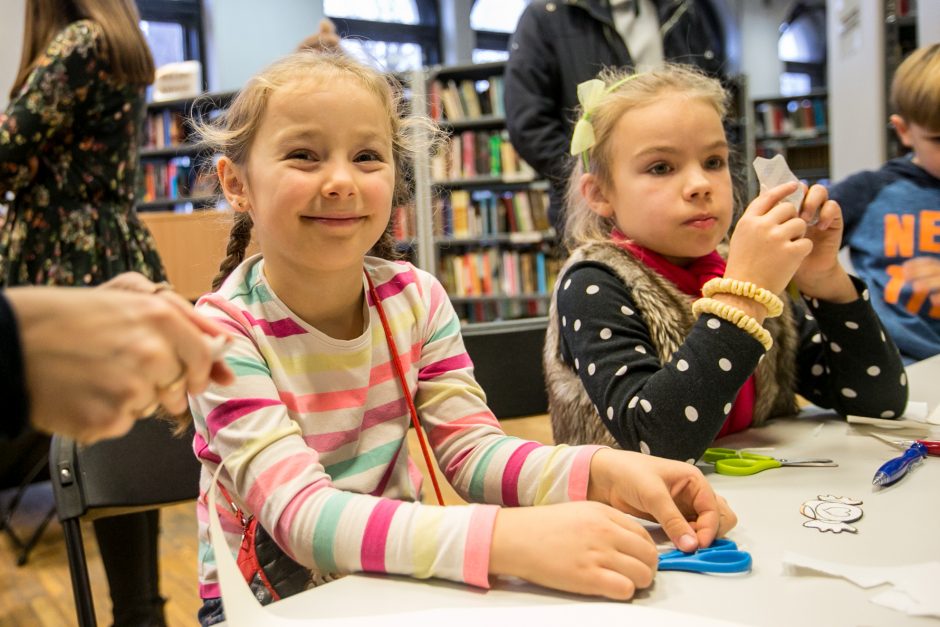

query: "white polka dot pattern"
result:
(845, 321), (859, 330)
(718, 358), (732, 371)
(574, 319), (582, 331)
(639, 441), (650, 455)
(830, 342), (841, 352)
(615, 365), (627, 376)
(564, 278), (571, 290)
(621, 305), (634, 316)
(586, 284), (599, 295)
(600, 328), (612, 340)
(607, 407), (614, 420)
(707, 318), (721, 329)
(639, 399), (652, 412)
(811, 365), (824, 376)
(881, 410), (895, 418)
(588, 363), (596, 375)
(574, 358), (579, 370)
(676, 359), (689, 372)
(685, 406), (699, 422)
(841, 388), (857, 398)
(628, 396), (639, 408)
(635, 345), (647, 354)
(867, 366), (880, 376)
(723, 403), (732, 414)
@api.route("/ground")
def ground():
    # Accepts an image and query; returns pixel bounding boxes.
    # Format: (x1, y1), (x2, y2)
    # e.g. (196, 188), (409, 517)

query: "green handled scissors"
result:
(702, 447), (838, 476)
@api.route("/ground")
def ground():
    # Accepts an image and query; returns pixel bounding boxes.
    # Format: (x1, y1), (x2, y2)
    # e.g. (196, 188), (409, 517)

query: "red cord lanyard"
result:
(365, 270), (446, 506)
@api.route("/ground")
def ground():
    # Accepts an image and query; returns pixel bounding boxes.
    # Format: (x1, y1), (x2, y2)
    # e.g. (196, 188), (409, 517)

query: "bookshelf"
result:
(138, 91), (235, 212)
(426, 60), (560, 324)
(884, 0), (919, 160)
(751, 91), (830, 186)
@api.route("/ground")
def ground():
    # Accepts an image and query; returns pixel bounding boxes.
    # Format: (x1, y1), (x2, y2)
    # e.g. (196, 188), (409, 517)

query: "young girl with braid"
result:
(545, 64), (909, 463)
(188, 52), (737, 625)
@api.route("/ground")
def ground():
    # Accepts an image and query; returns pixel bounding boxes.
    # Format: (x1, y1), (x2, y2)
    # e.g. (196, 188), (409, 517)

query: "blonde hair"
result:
(564, 64), (732, 251)
(11, 0), (154, 99)
(891, 43), (940, 130)
(191, 51), (441, 290)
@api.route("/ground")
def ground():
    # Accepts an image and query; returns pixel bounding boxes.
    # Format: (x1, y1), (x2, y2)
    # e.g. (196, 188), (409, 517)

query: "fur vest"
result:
(544, 242), (800, 448)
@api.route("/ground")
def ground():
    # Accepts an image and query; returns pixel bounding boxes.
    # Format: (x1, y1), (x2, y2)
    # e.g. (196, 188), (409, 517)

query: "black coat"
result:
(504, 0), (727, 230)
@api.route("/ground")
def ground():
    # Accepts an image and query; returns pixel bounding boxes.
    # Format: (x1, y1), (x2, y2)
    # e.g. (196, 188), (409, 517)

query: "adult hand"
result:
(7, 283), (234, 443)
(725, 182), (813, 297)
(489, 500), (658, 600)
(586, 448), (737, 553)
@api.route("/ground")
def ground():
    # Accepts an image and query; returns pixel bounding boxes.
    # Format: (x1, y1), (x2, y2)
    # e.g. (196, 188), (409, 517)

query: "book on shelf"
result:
(432, 75), (503, 122)
(434, 189), (551, 239)
(144, 109), (188, 149)
(755, 96), (827, 138)
(431, 132), (536, 182)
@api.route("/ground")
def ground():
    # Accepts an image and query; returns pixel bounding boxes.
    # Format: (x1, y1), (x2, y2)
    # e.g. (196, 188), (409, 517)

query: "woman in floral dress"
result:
(1, 2), (171, 625)
(0, 1), (164, 287)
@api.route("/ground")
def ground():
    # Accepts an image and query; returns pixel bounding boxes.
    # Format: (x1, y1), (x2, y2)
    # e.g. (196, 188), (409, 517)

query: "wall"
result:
(0, 0), (26, 109)
(203, 0), (324, 92)
(733, 0), (791, 99)
(826, 0), (885, 180)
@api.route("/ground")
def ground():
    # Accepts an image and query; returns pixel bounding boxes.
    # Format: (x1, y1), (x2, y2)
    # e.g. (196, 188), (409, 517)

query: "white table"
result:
(261, 355), (940, 626)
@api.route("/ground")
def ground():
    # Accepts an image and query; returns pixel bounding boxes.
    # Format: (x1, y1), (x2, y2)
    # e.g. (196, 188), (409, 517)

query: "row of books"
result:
(432, 130), (537, 181)
(143, 109), (189, 149)
(454, 299), (547, 324)
(390, 205), (416, 241)
(139, 157), (216, 202)
(429, 75), (505, 122)
(433, 189), (552, 238)
(436, 247), (561, 300)
(754, 97), (827, 139)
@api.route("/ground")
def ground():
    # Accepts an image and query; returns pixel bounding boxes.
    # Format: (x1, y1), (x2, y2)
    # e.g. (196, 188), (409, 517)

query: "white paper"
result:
(847, 400), (940, 433)
(782, 552), (940, 617)
(752, 155), (813, 224)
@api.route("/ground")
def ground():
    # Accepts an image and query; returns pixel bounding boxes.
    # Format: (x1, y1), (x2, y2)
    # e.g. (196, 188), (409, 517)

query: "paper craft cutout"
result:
(753, 155), (815, 225)
(800, 495), (863, 533)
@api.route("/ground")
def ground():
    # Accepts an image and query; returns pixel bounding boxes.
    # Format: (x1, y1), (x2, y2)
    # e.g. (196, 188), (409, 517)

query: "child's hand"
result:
(903, 257), (940, 307)
(489, 501), (658, 600)
(725, 182), (813, 297)
(586, 449), (737, 552)
(791, 185), (857, 302)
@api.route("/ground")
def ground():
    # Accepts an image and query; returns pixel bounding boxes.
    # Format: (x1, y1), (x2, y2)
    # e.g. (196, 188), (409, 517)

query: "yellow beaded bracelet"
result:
(701, 277), (784, 318)
(692, 297), (774, 351)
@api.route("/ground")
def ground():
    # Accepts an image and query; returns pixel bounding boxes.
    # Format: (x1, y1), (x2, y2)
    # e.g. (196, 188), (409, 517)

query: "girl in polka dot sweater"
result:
(545, 64), (908, 462)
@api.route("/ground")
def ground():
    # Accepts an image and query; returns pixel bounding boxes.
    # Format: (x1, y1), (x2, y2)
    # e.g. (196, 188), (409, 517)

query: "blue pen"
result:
(872, 442), (928, 487)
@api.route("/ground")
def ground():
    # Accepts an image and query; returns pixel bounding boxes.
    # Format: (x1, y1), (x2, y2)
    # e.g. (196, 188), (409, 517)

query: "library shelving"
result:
(138, 91), (234, 212)
(751, 91), (829, 186)
(425, 60), (559, 324)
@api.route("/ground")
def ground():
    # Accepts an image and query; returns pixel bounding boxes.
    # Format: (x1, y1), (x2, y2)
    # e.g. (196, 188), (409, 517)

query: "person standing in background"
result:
(504, 0), (727, 234)
(0, 1), (171, 624)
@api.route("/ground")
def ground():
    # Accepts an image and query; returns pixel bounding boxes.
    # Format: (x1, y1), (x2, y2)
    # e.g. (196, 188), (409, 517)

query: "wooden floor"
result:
(0, 415), (553, 626)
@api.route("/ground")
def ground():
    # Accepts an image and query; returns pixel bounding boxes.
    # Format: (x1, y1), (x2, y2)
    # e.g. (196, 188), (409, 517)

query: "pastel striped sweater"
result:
(191, 255), (599, 599)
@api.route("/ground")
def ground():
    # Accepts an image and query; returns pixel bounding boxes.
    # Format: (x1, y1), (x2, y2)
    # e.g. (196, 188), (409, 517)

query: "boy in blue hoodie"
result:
(829, 44), (940, 362)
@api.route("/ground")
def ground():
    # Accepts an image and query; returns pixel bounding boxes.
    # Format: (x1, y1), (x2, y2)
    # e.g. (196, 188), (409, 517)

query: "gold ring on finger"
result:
(135, 399), (161, 418)
(158, 363), (188, 395)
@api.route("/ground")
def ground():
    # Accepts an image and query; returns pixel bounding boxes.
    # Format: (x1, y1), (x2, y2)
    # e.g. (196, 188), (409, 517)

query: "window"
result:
(777, 2), (826, 95)
(137, 0), (206, 90)
(471, 0), (528, 63)
(325, 0), (439, 72)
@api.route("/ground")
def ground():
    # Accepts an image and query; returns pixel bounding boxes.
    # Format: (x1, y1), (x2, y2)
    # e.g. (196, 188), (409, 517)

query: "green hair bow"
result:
(569, 75), (639, 170)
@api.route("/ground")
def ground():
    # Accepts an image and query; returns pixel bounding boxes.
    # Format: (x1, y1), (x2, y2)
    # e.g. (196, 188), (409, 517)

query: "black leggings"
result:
(94, 510), (166, 627)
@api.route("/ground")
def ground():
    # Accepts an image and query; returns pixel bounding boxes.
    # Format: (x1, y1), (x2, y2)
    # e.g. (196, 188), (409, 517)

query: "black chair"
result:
(461, 316), (549, 419)
(49, 419), (201, 627)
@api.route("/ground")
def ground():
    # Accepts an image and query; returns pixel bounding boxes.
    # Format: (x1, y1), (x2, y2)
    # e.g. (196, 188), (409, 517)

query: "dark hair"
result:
(11, 0), (154, 99)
